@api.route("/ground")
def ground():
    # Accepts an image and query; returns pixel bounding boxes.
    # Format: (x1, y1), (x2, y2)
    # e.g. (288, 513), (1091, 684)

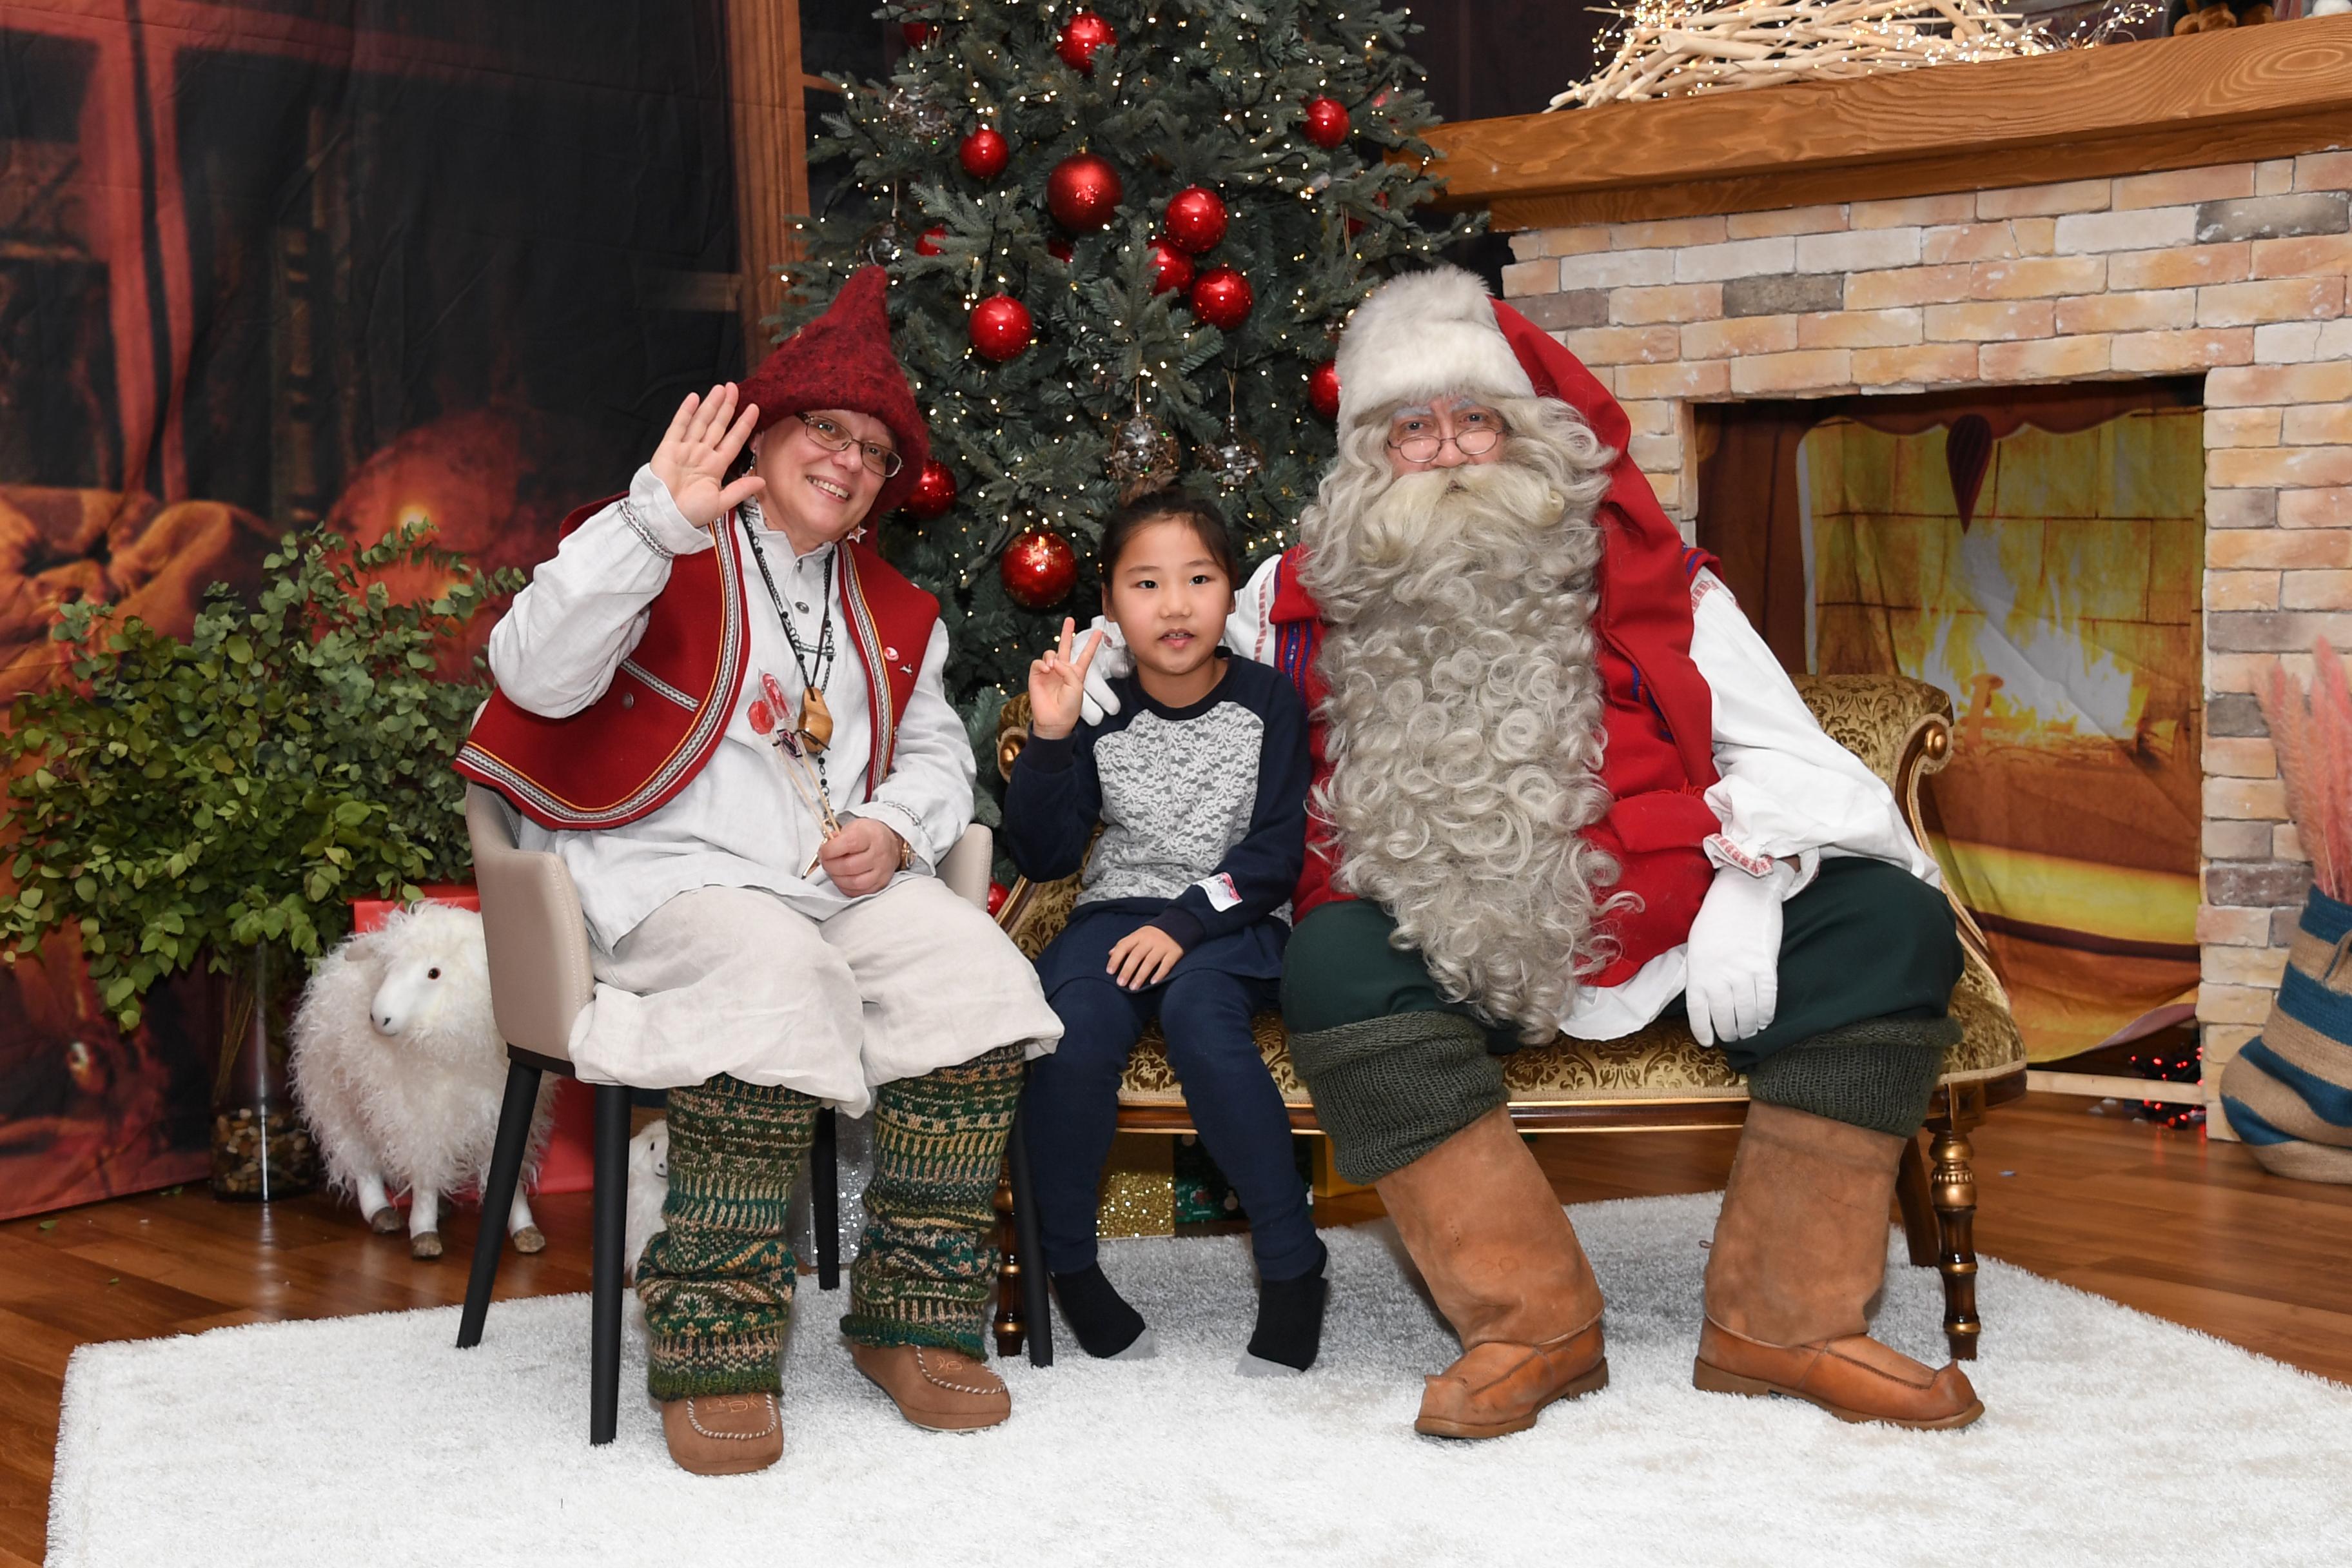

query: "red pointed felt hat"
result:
(738, 266), (930, 520)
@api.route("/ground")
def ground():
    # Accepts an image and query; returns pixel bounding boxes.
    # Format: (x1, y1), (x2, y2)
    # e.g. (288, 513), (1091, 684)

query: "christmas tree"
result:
(779, 1), (1476, 776)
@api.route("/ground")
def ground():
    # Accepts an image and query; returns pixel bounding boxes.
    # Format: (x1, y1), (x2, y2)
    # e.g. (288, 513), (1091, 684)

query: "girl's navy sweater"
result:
(1002, 654), (1310, 978)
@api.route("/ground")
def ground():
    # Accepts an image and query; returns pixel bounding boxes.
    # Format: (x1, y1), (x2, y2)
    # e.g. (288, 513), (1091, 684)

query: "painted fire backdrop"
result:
(1701, 384), (2204, 1064)
(0, 1), (742, 1218)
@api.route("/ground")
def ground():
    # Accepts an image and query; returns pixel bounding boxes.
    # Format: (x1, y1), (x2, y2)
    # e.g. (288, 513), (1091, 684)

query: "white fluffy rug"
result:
(48, 1193), (2351, 1567)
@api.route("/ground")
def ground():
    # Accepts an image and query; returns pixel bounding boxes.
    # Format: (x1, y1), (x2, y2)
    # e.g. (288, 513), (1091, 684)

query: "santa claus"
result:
(1088, 266), (1979, 1437)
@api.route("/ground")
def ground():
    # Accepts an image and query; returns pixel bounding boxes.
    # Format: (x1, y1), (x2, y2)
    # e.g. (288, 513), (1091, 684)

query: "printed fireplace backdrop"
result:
(1701, 385), (2206, 1064)
(0, 2), (746, 1218)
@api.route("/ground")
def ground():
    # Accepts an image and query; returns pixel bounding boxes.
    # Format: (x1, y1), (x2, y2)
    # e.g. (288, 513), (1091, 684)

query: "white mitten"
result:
(1684, 859), (1798, 1048)
(1078, 615), (1132, 724)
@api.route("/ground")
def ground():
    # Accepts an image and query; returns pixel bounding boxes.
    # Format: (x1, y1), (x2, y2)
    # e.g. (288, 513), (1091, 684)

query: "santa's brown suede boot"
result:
(659, 1392), (783, 1475)
(1695, 1101), (1983, 1430)
(1375, 1106), (1608, 1438)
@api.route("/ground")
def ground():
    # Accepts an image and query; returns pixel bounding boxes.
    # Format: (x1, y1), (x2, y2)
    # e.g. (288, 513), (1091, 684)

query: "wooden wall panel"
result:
(724, 0), (809, 355)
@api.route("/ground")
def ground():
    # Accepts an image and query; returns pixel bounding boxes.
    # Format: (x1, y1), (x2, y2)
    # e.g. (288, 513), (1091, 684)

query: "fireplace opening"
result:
(1695, 380), (2206, 1098)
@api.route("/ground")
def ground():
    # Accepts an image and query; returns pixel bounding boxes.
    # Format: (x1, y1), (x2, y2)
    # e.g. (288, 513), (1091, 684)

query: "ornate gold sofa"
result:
(990, 674), (2028, 1361)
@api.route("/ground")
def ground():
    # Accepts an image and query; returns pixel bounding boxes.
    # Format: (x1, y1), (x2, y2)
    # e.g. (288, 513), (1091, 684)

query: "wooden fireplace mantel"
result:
(1420, 17), (2352, 229)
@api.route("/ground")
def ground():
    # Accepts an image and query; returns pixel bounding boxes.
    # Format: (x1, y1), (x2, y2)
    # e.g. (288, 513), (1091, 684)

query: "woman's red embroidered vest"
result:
(456, 497), (939, 831)
(1265, 499), (1723, 988)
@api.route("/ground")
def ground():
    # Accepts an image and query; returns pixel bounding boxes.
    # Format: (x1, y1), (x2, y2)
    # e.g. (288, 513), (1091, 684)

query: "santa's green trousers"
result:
(634, 1045), (1024, 1400)
(1280, 859), (1964, 1185)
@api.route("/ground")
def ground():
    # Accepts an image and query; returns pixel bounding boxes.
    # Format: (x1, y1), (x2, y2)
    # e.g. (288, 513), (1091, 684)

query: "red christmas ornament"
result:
(1056, 10), (1118, 74)
(1308, 359), (1341, 418)
(1189, 266), (1253, 331)
(902, 458), (958, 520)
(1146, 236), (1194, 295)
(1001, 528), (1078, 609)
(1302, 96), (1349, 149)
(1163, 186), (1228, 253)
(1047, 236), (1073, 262)
(987, 880), (1010, 916)
(958, 127), (1010, 181)
(1047, 152), (1122, 231)
(901, 21), (937, 46)
(970, 295), (1034, 361)
(916, 226), (946, 256)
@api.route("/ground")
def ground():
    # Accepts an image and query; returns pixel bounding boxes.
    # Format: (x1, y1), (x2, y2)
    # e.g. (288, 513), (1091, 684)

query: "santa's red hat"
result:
(738, 266), (930, 520)
(1333, 263), (1658, 536)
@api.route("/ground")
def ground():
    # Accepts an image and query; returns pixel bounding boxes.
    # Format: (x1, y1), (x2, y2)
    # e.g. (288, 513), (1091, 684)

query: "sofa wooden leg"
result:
(1928, 1121), (1982, 1362)
(992, 1166), (1025, 1357)
(1894, 1133), (1939, 1269)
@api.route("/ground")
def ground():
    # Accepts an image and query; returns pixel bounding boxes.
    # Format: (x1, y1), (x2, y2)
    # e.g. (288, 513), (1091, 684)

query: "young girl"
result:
(1002, 491), (1326, 1372)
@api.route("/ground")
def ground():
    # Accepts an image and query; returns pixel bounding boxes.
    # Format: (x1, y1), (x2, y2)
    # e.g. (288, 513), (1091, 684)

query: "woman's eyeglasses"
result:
(797, 413), (903, 478)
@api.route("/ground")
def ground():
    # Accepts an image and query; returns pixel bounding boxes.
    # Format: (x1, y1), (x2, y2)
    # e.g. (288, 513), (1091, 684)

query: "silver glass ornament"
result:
(1105, 384), (1181, 499)
(1200, 427), (1266, 489)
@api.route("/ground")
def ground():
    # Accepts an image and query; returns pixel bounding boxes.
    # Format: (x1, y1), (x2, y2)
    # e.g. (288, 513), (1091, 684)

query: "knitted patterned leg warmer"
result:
(636, 1073), (819, 1400)
(842, 1045), (1025, 1358)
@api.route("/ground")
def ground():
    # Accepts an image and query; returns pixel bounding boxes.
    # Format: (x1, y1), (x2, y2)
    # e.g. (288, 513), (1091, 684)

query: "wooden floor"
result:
(6, 1091), (2350, 1565)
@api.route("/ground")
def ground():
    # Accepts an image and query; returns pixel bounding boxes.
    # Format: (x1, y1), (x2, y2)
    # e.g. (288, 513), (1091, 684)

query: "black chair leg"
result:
(589, 1082), (632, 1446)
(813, 1106), (841, 1291)
(1008, 1109), (1053, 1367)
(456, 1057), (544, 1350)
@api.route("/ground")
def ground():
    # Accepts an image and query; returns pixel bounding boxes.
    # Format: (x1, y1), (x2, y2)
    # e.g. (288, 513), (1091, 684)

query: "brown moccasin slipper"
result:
(660, 1392), (783, 1475)
(848, 1342), (1010, 1431)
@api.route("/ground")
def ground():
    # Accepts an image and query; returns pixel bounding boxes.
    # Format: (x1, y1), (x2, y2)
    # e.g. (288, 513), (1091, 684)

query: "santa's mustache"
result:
(1318, 456), (1583, 623)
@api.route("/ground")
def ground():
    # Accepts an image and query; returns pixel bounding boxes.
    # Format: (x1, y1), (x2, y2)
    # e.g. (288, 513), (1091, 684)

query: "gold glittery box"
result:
(1094, 1132), (1175, 1237)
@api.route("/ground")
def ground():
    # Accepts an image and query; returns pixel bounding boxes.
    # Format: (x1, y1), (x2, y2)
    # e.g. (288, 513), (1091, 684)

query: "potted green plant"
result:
(1, 522), (518, 1199)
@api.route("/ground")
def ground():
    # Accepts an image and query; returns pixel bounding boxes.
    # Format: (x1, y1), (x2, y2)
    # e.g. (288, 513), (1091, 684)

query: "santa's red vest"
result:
(1265, 502), (1723, 989)
(456, 496), (940, 831)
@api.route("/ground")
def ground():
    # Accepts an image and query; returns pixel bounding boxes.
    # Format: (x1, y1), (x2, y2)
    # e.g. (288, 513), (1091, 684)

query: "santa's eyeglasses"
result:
(796, 413), (904, 478)
(1386, 409), (1505, 465)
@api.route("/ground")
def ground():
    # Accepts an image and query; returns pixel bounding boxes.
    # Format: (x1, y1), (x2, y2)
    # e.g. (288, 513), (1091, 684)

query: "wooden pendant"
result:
(798, 685), (834, 755)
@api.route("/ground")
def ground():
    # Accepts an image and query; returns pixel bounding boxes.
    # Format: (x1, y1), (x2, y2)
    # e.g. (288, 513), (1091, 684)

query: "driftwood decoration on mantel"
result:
(1552, 0), (2072, 108)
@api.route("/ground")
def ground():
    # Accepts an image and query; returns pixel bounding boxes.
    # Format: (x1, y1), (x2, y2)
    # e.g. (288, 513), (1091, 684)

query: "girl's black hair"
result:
(1097, 488), (1240, 587)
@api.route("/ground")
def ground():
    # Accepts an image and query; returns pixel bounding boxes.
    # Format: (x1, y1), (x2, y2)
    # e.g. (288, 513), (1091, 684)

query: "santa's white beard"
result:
(1302, 455), (1621, 1039)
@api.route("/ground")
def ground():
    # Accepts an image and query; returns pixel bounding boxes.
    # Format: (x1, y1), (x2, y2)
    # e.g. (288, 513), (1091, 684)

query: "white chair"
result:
(451, 783), (1043, 1443)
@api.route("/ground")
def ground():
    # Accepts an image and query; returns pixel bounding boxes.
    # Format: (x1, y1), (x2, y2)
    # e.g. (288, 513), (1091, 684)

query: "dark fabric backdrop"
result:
(0, 1), (748, 1218)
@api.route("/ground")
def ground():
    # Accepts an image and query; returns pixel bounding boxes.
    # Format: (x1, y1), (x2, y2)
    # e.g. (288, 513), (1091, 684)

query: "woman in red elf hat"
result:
(459, 268), (1064, 1475)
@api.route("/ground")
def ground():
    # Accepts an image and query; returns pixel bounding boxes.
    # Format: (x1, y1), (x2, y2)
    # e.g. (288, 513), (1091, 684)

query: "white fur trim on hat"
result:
(1333, 265), (1536, 435)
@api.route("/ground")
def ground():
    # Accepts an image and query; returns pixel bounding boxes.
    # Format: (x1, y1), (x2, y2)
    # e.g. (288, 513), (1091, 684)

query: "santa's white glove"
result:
(1077, 615), (1132, 724)
(1685, 859), (1799, 1048)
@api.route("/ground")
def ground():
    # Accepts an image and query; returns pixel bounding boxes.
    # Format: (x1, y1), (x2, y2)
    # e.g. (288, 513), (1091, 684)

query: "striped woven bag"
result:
(2221, 885), (2352, 1182)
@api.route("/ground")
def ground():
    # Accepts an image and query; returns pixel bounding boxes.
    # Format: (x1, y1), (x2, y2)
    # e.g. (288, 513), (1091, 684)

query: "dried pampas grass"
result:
(2257, 639), (2352, 902)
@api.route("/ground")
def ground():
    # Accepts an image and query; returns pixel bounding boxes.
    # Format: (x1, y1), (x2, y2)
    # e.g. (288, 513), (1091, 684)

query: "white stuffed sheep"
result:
(290, 902), (554, 1259)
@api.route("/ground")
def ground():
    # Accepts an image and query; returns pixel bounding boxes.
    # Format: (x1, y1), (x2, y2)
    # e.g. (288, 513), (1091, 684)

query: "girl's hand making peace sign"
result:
(1028, 616), (1106, 741)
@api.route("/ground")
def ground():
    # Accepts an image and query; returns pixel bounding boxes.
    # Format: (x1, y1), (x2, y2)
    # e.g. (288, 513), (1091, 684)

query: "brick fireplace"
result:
(1425, 23), (2352, 1125)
